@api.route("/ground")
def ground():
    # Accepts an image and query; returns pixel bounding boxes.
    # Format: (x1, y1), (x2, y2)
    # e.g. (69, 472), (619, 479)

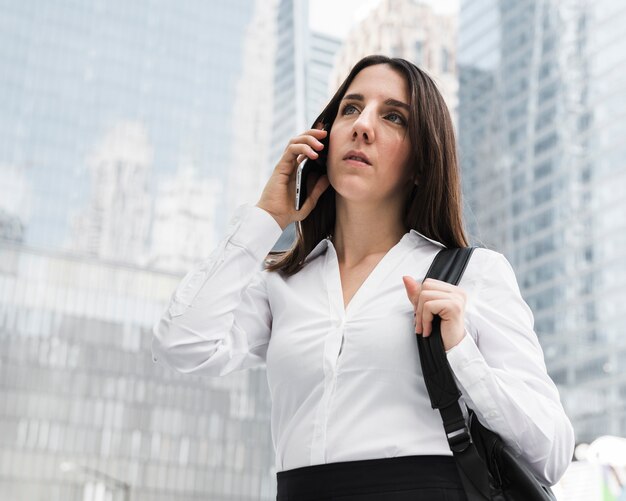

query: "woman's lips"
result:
(344, 158), (371, 167)
(343, 150), (372, 165)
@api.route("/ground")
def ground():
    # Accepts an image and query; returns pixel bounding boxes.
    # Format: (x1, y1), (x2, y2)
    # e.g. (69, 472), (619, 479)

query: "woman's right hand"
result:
(256, 127), (331, 230)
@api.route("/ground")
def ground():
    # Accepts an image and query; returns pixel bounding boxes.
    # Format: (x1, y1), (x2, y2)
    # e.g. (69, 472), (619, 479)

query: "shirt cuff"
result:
(229, 204), (285, 261)
(445, 331), (490, 390)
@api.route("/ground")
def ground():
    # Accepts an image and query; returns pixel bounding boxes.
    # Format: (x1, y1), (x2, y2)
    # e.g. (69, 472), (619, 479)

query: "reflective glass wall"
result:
(458, 0), (626, 442)
(0, 0), (287, 499)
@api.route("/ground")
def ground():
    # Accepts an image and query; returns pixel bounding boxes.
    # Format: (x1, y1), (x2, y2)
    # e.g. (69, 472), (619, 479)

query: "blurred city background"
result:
(0, 0), (625, 499)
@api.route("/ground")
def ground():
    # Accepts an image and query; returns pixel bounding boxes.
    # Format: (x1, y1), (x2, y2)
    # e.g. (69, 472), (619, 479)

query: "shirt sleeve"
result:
(151, 204), (284, 376)
(445, 249), (575, 485)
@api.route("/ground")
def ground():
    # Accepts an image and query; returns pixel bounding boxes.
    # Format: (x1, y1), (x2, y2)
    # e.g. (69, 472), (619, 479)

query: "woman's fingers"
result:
(404, 277), (466, 336)
(402, 276), (421, 305)
(288, 130), (326, 153)
(308, 127), (328, 137)
(280, 130), (327, 174)
(402, 276), (424, 333)
(419, 299), (450, 336)
(301, 174), (330, 212)
(415, 290), (449, 334)
(257, 127), (330, 229)
(284, 142), (319, 164)
(422, 278), (457, 292)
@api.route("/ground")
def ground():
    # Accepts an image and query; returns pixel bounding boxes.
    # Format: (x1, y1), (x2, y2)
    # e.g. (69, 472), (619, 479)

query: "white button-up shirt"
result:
(152, 204), (574, 485)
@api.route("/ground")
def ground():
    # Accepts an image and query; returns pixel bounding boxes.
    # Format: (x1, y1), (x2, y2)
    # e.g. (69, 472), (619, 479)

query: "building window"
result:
(442, 48), (450, 72)
(414, 41), (423, 65)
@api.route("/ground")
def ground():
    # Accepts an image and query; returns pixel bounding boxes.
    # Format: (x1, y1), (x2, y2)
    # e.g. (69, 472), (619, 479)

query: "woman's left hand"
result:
(402, 276), (467, 351)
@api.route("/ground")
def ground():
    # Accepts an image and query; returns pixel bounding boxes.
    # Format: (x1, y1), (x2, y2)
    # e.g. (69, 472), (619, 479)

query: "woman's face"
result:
(327, 64), (413, 206)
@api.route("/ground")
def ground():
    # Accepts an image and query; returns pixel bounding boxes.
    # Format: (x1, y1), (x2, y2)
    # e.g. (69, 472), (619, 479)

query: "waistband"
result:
(276, 455), (464, 500)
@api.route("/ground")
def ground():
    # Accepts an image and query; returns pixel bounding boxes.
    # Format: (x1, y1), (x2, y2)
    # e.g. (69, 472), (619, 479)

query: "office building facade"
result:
(458, 0), (626, 442)
(0, 243), (275, 500)
(331, 0), (458, 121)
(0, 1), (287, 499)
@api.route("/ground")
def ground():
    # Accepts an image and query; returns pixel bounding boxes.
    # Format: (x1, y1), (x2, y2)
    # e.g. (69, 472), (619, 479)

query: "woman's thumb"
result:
(304, 175), (330, 208)
(402, 276), (421, 302)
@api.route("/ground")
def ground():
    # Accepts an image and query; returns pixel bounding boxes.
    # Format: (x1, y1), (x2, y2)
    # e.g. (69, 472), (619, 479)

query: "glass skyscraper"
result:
(263, 0), (345, 252)
(0, 0), (301, 499)
(305, 31), (342, 128)
(0, 245), (275, 500)
(0, 0), (256, 255)
(458, 0), (626, 443)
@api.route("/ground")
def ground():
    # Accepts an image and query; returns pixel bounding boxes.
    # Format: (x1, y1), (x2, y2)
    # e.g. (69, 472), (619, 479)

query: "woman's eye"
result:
(386, 112), (406, 125)
(341, 103), (358, 115)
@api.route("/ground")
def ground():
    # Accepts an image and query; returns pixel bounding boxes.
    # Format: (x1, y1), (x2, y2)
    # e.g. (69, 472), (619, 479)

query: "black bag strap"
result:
(418, 247), (493, 500)
(419, 248), (475, 410)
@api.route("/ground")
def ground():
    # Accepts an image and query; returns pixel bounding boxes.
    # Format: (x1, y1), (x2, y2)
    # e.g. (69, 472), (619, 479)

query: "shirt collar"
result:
(408, 229), (446, 249)
(304, 238), (331, 263)
(303, 229), (446, 264)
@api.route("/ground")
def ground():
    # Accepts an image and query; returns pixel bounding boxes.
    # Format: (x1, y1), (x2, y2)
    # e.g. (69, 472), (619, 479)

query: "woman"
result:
(153, 55), (574, 500)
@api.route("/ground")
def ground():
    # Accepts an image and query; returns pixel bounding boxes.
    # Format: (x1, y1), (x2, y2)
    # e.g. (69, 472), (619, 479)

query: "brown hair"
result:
(265, 54), (468, 276)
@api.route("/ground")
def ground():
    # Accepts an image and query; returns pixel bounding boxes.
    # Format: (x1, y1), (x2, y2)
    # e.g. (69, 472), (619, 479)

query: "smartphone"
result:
(295, 125), (330, 211)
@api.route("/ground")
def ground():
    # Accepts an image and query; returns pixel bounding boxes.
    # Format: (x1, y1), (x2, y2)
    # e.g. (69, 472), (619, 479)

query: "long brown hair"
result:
(265, 54), (468, 276)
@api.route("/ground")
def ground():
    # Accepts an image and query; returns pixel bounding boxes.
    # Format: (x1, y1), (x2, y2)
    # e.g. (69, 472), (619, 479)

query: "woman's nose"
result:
(351, 109), (375, 143)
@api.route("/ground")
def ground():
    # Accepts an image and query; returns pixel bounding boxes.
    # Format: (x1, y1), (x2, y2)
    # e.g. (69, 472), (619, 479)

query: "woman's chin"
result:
(334, 189), (376, 206)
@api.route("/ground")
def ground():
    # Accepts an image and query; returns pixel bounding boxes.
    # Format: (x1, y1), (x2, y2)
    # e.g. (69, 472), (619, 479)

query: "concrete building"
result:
(149, 164), (222, 273)
(0, 243), (275, 500)
(0, 164), (31, 244)
(71, 121), (153, 265)
(331, 0), (458, 121)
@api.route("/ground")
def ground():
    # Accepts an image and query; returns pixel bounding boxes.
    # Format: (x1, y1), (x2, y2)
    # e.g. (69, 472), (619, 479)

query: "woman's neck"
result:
(331, 200), (407, 267)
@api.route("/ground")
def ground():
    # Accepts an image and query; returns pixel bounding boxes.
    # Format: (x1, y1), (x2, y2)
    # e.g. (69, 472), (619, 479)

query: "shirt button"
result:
(486, 411), (498, 419)
(185, 273), (204, 291)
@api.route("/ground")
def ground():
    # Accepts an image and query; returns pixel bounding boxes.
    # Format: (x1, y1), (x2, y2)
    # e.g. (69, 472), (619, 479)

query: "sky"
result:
(309, 0), (460, 39)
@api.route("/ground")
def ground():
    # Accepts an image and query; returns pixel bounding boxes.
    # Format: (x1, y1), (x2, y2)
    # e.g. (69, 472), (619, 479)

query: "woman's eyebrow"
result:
(342, 93), (410, 111)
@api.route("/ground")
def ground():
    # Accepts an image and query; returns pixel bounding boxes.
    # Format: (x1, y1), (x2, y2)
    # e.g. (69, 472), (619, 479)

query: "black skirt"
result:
(276, 455), (468, 501)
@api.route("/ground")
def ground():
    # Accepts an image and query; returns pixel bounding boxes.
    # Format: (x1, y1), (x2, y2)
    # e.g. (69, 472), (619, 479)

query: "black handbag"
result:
(417, 247), (556, 501)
